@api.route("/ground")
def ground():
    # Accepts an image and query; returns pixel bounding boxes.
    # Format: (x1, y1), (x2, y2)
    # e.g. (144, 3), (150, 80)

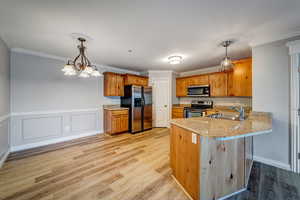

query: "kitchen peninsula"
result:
(170, 112), (272, 200)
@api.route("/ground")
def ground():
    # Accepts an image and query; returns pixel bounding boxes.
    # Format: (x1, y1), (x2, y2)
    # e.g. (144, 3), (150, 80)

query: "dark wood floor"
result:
(228, 162), (300, 200)
(1, 128), (300, 200)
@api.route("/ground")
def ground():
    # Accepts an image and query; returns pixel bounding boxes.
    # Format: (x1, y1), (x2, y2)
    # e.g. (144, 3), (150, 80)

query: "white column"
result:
(287, 40), (300, 173)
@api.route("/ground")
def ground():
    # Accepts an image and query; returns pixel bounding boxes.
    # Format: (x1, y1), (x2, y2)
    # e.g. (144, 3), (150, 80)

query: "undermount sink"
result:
(206, 113), (246, 121)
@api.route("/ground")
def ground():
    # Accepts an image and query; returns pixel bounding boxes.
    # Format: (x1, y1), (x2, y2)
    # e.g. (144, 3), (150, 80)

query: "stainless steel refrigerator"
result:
(121, 85), (152, 133)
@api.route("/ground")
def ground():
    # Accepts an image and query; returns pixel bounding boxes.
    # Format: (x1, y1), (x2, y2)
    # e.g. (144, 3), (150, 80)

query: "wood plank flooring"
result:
(0, 128), (189, 200)
(228, 161), (300, 200)
(1, 128), (300, 200)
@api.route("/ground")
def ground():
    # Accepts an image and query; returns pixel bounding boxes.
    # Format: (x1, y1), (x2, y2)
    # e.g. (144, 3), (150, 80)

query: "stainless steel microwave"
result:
(187, 85), (210, 97)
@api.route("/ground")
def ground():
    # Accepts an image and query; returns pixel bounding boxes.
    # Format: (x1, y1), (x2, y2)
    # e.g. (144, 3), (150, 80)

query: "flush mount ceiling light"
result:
(220, 40), (234, 72)
(62, 37), (102, 78)
(168, 56), (183, 65)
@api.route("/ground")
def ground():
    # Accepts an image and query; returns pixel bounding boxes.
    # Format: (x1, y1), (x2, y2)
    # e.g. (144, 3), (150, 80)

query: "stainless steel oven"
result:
(184, 108), (205, 118)
(184, 100), (213, 118)
(187, 85), (210, 97)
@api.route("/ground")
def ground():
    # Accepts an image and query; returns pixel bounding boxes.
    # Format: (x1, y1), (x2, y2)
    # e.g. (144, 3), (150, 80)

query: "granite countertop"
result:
(103, 105), (129, 111)
(170, 112), (272, 141)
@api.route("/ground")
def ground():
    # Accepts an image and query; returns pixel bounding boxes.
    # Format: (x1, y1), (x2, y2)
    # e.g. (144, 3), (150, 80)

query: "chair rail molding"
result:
(287, 40), (300, 173)
(10, 108), (102, 152)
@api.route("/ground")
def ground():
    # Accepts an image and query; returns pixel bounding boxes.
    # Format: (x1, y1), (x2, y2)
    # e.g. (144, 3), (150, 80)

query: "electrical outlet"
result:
(192, 133), (197, 144)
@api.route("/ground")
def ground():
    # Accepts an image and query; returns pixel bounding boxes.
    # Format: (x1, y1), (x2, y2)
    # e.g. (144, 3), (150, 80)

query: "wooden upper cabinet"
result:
(175, 58), (252, 97)
(104, 72), (124, 96)
(228, 58), (252, 97)
(124, 74), (148, 86)
(176, 75), (209, 97)
(188, 75), (209, 86)
(176, 78), (188, 97)
(209, 72), (228, 97)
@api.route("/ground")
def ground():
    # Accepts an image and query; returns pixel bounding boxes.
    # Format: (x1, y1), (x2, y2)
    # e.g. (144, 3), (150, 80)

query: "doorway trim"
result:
(287, 40), (300, 173)
(149, 76), (172, 128)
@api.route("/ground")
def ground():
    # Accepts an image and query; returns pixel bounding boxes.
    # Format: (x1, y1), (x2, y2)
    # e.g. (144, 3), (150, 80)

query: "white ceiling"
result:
(0, 0), (300, 72)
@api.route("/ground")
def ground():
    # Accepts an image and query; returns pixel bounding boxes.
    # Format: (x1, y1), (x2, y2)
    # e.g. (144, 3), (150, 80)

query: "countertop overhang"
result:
(170, 112), (272, 141)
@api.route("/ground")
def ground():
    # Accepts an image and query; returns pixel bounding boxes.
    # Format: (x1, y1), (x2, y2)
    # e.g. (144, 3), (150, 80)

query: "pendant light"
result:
(62, 37), (102, 78)
(220, 40), (233, 71)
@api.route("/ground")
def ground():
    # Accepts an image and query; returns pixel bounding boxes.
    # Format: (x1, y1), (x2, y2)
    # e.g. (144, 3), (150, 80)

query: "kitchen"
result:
(101, 57), (274, 199)
(0, 1), (300, 200)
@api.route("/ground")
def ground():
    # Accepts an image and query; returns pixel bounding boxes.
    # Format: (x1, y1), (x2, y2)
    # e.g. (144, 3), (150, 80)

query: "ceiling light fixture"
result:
(168, 56), (182, 65)
(220, 40), (234, 71)
(62, 37), (102, 78)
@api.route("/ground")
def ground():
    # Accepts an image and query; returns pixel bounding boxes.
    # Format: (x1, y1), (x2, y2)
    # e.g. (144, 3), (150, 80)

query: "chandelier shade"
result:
(62, 37), (102, 78)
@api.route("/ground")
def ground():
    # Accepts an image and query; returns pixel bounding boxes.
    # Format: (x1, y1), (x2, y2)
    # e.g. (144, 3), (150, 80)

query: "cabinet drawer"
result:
(111, 109), (128, 115)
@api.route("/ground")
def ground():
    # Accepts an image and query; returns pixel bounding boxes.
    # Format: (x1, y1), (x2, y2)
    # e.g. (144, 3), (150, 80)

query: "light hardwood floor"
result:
(0, 128), (189, 200)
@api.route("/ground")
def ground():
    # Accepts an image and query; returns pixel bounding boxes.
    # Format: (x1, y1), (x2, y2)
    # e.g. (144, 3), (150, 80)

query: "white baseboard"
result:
(218, 188), (247, 200)
(253, 155), (291, 171)
(0, 150), (10, 168)
(10, 130), (103, 152)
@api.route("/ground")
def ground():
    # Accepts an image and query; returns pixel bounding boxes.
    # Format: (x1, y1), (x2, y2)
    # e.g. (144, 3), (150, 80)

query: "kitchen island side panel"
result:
(170, 125), (200, 200)
(199, 137), (246, 200)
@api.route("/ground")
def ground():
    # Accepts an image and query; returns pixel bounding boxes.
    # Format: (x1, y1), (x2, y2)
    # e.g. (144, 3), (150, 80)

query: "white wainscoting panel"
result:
(71, 112), (97, 133)
(10, 109), (102, 152)
(0, 115), (10, 168)
(22, 116), (63, 140)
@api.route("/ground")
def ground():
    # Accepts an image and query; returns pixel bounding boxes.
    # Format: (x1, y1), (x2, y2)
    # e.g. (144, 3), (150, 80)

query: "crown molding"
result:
(249, 31), (300, 47)
(10, 48), (140, 75)
(286, 40), (300, 55)
(11, 48), (66, 61)
(148, 70), (176, 74)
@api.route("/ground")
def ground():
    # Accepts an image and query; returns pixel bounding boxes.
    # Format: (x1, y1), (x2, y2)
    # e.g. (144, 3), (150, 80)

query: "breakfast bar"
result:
(170, 112), (272, 200)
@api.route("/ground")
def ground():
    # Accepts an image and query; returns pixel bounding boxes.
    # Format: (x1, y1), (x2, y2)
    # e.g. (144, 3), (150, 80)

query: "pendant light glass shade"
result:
(79, 71), (90, 78)
(220, 41), (233, 72)
(64, 70), (77, 76)
(91, 69), (102, 77)
(62, 63), (75, 73)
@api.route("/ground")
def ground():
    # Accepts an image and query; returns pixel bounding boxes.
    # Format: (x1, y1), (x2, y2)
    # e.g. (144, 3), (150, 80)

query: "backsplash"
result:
(179, 97), (252, 107)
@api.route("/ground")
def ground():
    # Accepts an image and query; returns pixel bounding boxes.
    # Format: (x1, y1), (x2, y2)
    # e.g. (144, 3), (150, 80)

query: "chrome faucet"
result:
(230, 106), (245, 121)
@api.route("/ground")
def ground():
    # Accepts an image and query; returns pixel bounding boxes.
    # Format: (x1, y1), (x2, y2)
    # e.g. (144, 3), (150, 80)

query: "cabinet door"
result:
(228, 59), (252, 97)
(111, 115), (121, 133)
(176, 78), (187, 97)
(172, 107), (184, 119)
(191, 75), (209, 86)
(117, 75), (124, 96)
(209, 72), (227, 97)
(121, 115), (129, 132)
(104, 73), (124, 96)
(170, 125), (200, 200)
(141, 77), (148, 86)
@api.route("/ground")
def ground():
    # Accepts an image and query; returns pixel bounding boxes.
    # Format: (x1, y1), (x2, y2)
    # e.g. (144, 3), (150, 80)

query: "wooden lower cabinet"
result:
(172, 107), (185, 119)
(170, 124), (253, 200)
(104, 109), (129, 135)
